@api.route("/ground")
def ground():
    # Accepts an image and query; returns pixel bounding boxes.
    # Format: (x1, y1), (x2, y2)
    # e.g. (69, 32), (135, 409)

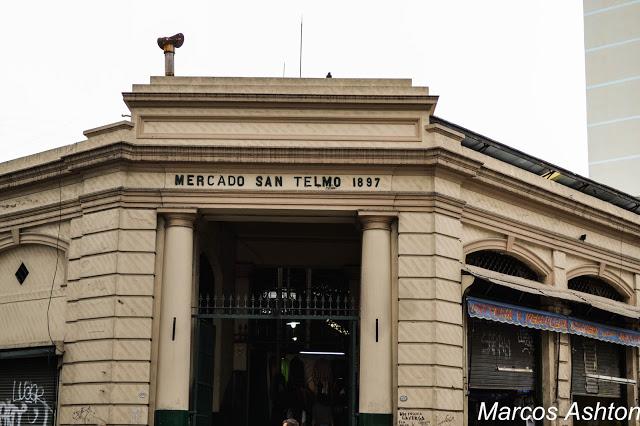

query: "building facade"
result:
(2, 76), (640, 426)
(584, 0), (640, 196)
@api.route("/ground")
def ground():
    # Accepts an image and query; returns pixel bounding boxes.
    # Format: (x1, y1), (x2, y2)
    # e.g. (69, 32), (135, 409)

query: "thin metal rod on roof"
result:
(299, 16), (303, 78)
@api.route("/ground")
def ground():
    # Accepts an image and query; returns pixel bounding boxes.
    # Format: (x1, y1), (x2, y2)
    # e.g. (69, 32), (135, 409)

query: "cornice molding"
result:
(0, 143), (482, 190)
(1, 141), (640, 239)
(466, 171), (640, 239)
(462, 206), (640, 273)
(122, 91), (439, 111)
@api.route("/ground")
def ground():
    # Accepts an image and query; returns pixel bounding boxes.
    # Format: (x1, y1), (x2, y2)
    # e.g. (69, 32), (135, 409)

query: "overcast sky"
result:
(1, 1), (588, 175)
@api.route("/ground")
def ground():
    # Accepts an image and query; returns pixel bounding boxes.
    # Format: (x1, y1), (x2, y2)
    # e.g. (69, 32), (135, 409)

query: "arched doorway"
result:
(568, 275), (630, 426)
(465, 250), (543, 426)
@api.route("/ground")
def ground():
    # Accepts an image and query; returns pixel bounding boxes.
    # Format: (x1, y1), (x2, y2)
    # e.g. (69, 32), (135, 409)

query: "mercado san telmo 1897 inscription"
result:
(168, 173), (390, 191)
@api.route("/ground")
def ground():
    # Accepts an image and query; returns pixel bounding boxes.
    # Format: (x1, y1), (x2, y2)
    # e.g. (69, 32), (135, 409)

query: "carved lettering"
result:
(171, 173), (383, 191)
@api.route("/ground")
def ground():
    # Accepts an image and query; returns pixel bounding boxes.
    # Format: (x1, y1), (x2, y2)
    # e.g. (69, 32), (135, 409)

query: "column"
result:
(359, 215), (393, 426)
(155, 213), (196, 426)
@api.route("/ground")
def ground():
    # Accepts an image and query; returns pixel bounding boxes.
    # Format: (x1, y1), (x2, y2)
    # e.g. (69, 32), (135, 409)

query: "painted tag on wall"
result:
(0, 356), (58, 426)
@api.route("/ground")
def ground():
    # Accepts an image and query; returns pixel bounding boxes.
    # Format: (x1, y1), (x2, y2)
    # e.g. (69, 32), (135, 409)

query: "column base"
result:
(359, 413), (393, 426)
(155, 409), (189, 426)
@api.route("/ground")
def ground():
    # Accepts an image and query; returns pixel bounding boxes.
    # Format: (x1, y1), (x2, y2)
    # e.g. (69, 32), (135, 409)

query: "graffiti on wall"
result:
(0, 381), (53, 426)
(480, 331), (512, 359)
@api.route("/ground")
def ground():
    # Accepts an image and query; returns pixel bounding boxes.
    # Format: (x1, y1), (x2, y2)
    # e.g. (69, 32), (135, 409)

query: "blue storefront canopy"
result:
(467, 297), (640, 348)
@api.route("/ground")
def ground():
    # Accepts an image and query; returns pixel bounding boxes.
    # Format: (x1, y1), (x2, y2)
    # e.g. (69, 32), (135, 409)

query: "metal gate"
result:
(192, 287), (359, 426)
(571, 335), (625, 398)
(468, 318), (538, 391)
(0, 347), (59, 426)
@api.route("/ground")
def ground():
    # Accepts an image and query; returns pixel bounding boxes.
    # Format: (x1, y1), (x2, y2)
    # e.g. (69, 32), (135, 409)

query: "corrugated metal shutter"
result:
(468, 318), (537, 390)
(0, 352), (59, 425)
(571, 336), (623, 398)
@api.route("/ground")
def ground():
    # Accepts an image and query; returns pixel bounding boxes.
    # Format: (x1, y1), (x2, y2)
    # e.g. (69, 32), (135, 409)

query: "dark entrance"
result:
(568, 275), (631, 426)
(571, 336), (628, 426)
(193, 266), (359, 426)
(467, 318), (540, 426)
(465, 250), (544, 426)
(0, 347), (59, 426)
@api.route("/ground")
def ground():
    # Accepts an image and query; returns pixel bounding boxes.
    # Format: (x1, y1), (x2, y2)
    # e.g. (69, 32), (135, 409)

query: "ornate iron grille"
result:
(466, 250), (540, 281)
(568, 275), (624, 302)
(195, 291), (358, 320)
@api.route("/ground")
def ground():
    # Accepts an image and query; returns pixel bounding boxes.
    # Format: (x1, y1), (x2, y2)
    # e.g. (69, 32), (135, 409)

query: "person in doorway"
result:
(283, 420), (300, 426)
(270, 356), (287, 426)
(311, 389), (334, 426)
(282, 357), (312, 424)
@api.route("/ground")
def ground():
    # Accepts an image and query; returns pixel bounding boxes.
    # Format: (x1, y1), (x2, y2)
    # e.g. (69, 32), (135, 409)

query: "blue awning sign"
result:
(467, 297), (640, 347)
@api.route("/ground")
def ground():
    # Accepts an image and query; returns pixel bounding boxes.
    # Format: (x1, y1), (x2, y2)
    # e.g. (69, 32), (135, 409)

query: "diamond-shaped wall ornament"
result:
(15, 262), (29, 285)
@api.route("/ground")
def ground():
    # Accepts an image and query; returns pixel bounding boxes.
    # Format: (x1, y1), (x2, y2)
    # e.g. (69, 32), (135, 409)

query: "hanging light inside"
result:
(299, 351), (345, 356)
(286, 321), (300, 329)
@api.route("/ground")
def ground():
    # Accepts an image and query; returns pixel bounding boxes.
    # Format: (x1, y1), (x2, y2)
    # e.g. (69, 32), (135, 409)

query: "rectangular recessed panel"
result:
(139, 116), (420, 141)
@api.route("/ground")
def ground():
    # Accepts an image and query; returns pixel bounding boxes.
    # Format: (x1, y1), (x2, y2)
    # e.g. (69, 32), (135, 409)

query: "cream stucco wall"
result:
(1, 77), (640, 425)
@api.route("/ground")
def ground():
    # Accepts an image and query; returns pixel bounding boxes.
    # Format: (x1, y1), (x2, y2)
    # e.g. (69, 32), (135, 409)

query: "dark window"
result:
(468, 318), (537, 391)
(15, 262), (29, 284)
(0, 353), (59, 425)
(571, 335), (624, 398)
(568, 275), (624, 302)
(466, 250), (540, 281)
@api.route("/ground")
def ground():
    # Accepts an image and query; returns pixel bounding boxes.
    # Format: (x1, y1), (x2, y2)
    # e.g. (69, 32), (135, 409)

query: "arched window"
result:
(465, 250), (543, 423)
(465, 250), (540, 281)
(568, 275), (624, 302)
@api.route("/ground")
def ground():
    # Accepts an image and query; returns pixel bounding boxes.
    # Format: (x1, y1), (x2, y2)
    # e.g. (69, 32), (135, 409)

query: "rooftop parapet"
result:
(124, 77), (437, 111)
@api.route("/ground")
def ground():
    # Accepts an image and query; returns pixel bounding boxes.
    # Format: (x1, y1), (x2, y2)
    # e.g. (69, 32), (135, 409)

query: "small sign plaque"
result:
(398, 410), (430, 426)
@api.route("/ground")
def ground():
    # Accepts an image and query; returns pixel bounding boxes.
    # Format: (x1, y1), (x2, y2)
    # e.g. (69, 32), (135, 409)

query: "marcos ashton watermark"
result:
(479, 402), (640, 422)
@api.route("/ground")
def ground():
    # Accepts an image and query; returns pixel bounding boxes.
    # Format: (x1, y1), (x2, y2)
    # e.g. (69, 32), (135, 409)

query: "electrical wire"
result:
(46, 170), (63, 353)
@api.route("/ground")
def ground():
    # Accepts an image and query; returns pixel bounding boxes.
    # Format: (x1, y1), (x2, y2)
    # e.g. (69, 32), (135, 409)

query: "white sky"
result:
(0, 0), (588, 175)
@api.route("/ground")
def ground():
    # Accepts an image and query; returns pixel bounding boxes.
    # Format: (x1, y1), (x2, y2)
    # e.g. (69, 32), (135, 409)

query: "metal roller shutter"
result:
(468, 318), (537, 391)
(0, 349), (59, 426)
(571, 336), (624, 398)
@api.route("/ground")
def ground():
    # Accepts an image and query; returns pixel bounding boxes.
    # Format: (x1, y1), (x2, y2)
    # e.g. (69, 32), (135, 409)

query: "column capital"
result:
(359, 215), (394, 231)
(164, 212), (197, 228)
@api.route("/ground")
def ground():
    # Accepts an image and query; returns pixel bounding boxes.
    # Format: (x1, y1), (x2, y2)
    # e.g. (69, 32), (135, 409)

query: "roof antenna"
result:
(299, 15), (303, 78)
(157, 33), (184, 76)
(283, 61), (286, 78)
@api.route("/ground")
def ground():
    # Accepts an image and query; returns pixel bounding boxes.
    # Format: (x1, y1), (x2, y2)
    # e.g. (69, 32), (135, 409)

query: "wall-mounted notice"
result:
(398, 410), (430, 426)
